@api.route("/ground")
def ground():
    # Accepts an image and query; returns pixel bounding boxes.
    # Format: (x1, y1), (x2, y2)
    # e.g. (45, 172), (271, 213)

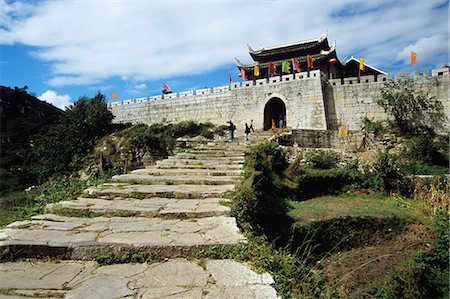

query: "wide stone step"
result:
(0, 214), (246, 260)
(46, 197), (230, 218)
(87, 183), (235, 199)
(156, 159), (244, 166)
(131, 168), (242, 177)
(0, 259), (278, 298)
(184, 149), (246, 156)
(112, 174), (238, 185)
(170, 153), (245, 160)
(154, 163), (243, 170)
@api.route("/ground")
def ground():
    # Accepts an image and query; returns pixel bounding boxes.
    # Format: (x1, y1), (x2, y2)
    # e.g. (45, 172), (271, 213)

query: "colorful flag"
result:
(254, 65), (260, 77)
(411, 51), (417, 64)
(240, 68), (246, 79)
(307, 55), (313, 69)
(111, 92), (118, 99)
(229, 71), (233, 84)
(359, 57), (365, 71)
(269, 62), (275, 77)
(282, 61), (290, 73)
(292, 58), (300, 72)
(162, 83), (172, 94)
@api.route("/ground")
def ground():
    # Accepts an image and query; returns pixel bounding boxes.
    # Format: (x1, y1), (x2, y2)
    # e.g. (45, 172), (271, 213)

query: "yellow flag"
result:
(359, 57), (365, 71)
(254, 65), (260, 76)
(339, 125), (348, 138)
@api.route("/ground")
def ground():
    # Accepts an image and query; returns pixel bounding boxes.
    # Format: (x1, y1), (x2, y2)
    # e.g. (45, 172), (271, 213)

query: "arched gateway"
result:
(263, 98), (286, 130)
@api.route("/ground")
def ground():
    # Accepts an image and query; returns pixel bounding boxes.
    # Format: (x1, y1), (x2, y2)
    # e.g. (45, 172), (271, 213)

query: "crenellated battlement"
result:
(108, 70), (322, 108)
(328, 68), (449, 87)
(108, 67), (449, 133)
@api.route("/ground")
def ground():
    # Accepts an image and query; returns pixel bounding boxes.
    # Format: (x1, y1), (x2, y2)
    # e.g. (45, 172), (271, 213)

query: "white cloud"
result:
(38, 90), (71, 109)
(1, 0), (448, 86)
(125, 83), (148, 95)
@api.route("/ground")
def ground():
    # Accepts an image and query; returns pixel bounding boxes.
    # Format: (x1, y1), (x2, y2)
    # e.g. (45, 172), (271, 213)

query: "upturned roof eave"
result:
(237, 49), (338, 69)
(344, 57), (387, 75)
(248, 30), (328, 55)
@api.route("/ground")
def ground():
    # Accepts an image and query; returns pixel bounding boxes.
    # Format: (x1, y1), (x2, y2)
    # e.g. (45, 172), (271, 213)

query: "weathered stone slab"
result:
(0, 215), (246, 259)
(157, 159), (244, 166)
(154, 163), (243, 170)
(111, 174), (238, 185)
(131, 167), (242, 177)
(87, 183), (235, 199)
(47, 197), (230, 218)
(0, 259), (278, 298)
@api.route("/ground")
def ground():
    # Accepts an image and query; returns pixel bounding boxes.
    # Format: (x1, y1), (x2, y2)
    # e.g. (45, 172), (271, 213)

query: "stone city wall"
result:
(109, 70), (327, 131)
(109, 68), (450, 134)
(325, 68), (450, 131)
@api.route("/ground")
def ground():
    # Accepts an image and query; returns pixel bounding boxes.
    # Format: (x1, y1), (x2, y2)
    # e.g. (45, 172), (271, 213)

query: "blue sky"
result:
(0, 0), (448, 109)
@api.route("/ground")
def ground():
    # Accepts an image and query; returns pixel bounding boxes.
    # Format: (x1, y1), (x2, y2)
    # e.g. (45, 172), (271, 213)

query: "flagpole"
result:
(358, 64), (360, 82)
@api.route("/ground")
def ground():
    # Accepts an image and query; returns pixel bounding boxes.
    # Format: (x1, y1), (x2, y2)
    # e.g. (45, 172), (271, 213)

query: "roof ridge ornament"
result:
(319, 29), (328, 42)
(235, 57), (243, 66)
(247, 44), (255, 52)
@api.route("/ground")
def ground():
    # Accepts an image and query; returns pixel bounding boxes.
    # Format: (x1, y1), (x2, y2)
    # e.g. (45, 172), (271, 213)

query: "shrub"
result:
(361, 150), (403, 194)
(305, 150), (338, 169)
(362, 116), (387, 137)
(24, 92), (114, 183)
(378, 80), (446, 135)
(289, 167), (352, 199)
(231, 141), (289, 231)
(406, 134), (448, 166)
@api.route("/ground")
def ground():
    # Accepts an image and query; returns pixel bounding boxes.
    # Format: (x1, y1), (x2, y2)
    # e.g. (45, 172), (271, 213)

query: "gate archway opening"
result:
(263, 98), (286, 130)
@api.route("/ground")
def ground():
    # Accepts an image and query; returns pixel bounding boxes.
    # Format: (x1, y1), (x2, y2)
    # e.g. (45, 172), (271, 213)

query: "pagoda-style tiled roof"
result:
(248, 31), (330, 63)
(237, 41), (337, 70)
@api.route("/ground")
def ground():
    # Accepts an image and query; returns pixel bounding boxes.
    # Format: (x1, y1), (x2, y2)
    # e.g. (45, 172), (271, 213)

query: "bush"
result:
(131, 121), (219, 159)
(361, 151), (403, 194)
(305, 150), (338, 169)
(362, 116), (387, 137)
(378, 80), (446, 135)
(406, 134), (448, 166)
(24, 92), (114, 183)
(289, 167), (352, 199)
(231, 141), (289, 231)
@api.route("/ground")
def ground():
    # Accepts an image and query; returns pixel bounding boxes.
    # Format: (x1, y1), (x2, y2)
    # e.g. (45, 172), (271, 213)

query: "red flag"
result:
(111, 92), (118, 99)
(269, 61), (275, 76)
(307, 55), (313, 69)
(411, 51), (417, 64)
(229, 71), (233, 84)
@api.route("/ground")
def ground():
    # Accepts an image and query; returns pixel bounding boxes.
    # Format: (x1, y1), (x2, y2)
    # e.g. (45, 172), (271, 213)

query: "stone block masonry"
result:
(109, 68), (450, 133)
(326, 68), (450, 131)
(110, 70), (328, 131)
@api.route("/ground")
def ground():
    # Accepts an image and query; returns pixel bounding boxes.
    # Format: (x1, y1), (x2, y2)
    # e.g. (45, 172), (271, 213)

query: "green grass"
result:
(0, 175), (108, 228)
(288, 193), (431, 225)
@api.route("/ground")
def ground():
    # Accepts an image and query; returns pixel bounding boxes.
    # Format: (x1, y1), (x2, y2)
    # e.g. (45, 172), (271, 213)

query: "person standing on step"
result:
(249, 119), (255, 132)
(244, 123), (251, 142)
(228, 120), (235, 142)
(278, 114), (284, 128)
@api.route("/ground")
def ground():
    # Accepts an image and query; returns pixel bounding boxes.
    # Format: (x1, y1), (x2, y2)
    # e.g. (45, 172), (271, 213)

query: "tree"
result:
(378, 80), (446, 135)
(25, 92), (114, 183)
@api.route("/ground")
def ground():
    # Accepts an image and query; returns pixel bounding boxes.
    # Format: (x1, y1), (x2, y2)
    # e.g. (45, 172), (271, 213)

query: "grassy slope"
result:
(288, 193), (432, 226)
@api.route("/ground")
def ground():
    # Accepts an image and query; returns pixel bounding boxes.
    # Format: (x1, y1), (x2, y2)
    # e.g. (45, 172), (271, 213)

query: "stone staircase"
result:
(0, 140), (279, 298)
